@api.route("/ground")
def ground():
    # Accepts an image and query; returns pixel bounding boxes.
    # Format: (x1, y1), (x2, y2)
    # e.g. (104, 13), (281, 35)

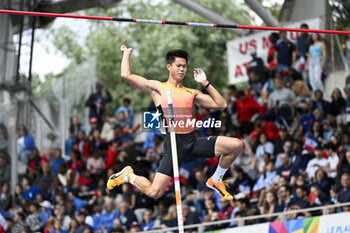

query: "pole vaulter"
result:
(0, 9), (350, 35)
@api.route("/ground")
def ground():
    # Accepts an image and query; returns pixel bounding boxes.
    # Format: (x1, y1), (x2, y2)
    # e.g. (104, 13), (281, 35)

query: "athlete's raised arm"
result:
(193, 68), (227, 110)
(121, 45), (159, 93)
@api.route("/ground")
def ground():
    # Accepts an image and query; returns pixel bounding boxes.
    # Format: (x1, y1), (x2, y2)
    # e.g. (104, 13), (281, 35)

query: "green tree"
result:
(330, 0), (350, 30)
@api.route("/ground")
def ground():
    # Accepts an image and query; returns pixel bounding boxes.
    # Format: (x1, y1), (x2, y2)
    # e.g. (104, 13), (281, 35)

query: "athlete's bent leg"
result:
(107, 167), (171, 199)
(206, 136), (243, 200)
(133, 172), (171, 198)
(214, 136), (243, 167)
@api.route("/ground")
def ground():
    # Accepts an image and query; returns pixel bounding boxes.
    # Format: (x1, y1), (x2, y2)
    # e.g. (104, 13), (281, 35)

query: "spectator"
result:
(53, 204), (71, 231)
(312, 90), (331, 120)
(100, 114), (117, 142)
(304, 121), (323, 152)
(0, 182), (12, 211)
(115, 98), (134, 128)
(275, 139), (293, 168)
(235, 90), (265, 136)
(88, 117), (99, 137)
(52, 149), (65, 174)
(40, 200), (53, 226)
(203, 197), (219, 223)
(21, 177), (40, 201)
(338, 173), (350, 203)
(75, 212), (93, 233)
(314, 169), (331, 196)
(306, 146), (328, 181)
(229, 195), (250, 227)
(68, 191), (86, 213)
(274, 31), (296, 72)
(80, 206), (93, 227)
(87, 129), (106, 154)
(290, 140), (310, 177)
(247, 50), (265, 92)
(120, 184), (136, 209)
(230, 166), (253, 197)
(337, 150), (350, 183)
(160, 205), (178, 228)
(342, 35), (350, 74)
(310, 184), (329, 205)
(77, 170), (94, 192)
(17, 125), (36, 166)
(260, 191), (277, 222)
(112, 124), (132, 152)
(12, 212), (26, 233)
(86, 150), (105, 177)
(129, 221), (141, 233)
(117, 201), (137, 230)
(104, 143), (118, 170)
(55, 163), (75, 192)
(33, 161), (55, 198)
(291, 69), (311, 105)
(266, 76), (296, 124)
(218, 198), (233, 220)
(330, 186), (339, 204)
(274, 125), (293, 155)
(153, 201), (168, 223)
(274, 185), (293, 215)
(250, 116), (280, 142)
(66, 116), (85, 156)
(0, 153), (10, 184)
(68, 218), (79, 233)
(267, 32), (279, 68)
(53, 219), (67, 233)
(253, 160), (277, 192)
(69, 116), (85, 139)
(28, 148), (48, 179)
(255, 132), (274, 162)
(299, 101), (315, 135)
(85, 83), (112, 131)
(289, 186), (313, 218)
(182, 204), (200, 232)
(140, 210), (154, 231)
(140, 134), (164, 171)
(306, 33), (326, 92)
(295, 23), (310, 83)
(324, 143), (340, 180)
(68, 150), (83, 174)
(329, 88), (346, 119)
(277, 153), (295, 184)
(26, 203), (43, 232)
(75, 130), (90, 160)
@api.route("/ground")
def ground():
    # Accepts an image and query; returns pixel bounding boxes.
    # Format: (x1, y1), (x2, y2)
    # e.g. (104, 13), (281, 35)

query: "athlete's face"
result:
(167, 57), (187, 81)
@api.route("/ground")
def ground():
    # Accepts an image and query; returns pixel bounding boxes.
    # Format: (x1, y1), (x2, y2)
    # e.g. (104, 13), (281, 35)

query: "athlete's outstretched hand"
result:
(194, 68), (207, 86)
(120, 44), (133, 53)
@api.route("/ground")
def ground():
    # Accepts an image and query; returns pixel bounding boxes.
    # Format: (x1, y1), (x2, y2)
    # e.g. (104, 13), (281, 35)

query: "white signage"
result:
(319, 212), (350, 233)
(226, 18), (321, 84)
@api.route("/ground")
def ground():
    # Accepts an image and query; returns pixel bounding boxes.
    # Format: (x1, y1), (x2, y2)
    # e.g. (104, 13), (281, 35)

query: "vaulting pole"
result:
(163, 88), (184, 233)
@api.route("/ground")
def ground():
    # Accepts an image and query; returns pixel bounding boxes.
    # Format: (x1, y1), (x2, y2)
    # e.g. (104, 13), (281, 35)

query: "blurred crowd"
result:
(1, 23), (350, 233)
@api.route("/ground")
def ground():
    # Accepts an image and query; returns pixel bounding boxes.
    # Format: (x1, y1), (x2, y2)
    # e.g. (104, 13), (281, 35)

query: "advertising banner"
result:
(226, 18), (321, 84)
(318, 212), (350, 233)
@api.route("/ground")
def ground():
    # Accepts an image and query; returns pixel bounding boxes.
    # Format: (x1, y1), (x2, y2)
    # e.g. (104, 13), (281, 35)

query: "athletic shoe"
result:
(106, 166), (134, 190)
(206, 177), (233, 200)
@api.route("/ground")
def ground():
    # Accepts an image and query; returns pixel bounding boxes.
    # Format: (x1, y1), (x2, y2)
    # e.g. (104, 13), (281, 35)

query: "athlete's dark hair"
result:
(165, 49), (189, 64)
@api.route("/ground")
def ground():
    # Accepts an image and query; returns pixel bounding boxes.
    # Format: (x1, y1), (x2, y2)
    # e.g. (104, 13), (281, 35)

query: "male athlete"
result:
(107, 45), (243, 200)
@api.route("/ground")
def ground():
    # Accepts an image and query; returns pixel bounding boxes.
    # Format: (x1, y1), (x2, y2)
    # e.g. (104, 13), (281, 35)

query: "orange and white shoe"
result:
(206, 177), (233, 200)
(106, 166), (134, 190)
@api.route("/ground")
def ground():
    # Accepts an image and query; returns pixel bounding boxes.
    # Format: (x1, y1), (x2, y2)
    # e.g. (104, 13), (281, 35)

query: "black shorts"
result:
(157, 131), (218, 177)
